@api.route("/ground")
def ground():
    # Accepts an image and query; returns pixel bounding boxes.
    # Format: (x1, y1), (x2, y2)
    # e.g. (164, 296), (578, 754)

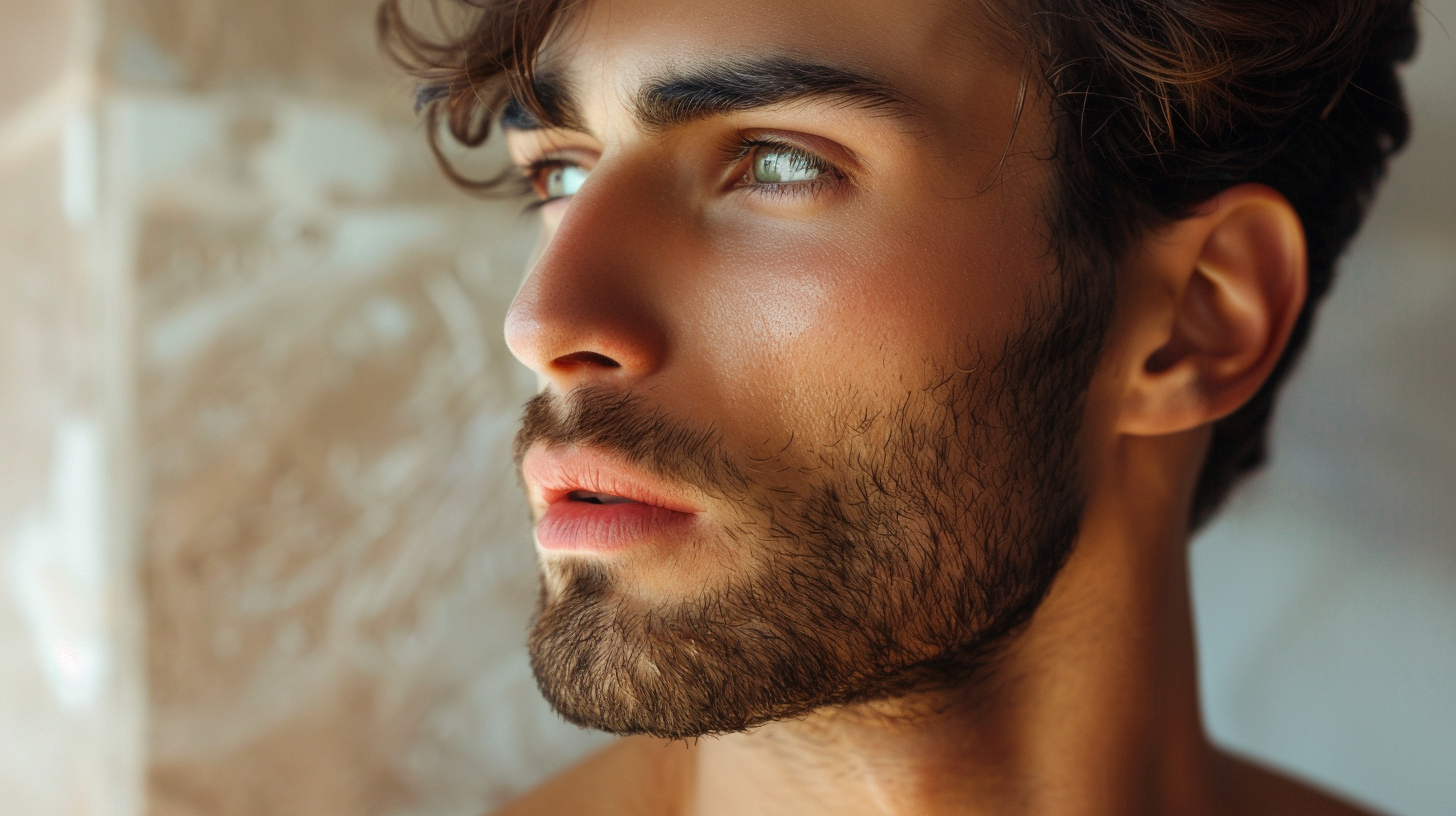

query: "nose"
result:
(504, 166), (672, 391)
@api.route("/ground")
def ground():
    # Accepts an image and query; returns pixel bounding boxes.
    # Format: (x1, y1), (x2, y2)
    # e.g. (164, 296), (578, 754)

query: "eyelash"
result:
(727, 137), (841, 200)
(517, 136), (843, 210)
(521, 159), (574, 211)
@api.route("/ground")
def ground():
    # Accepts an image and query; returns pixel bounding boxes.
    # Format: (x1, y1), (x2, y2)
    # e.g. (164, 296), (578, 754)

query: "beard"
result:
(512, 271), (1110, 740)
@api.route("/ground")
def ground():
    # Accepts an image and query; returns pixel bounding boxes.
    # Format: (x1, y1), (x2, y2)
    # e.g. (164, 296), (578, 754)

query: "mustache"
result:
(513, 386), (749, 496)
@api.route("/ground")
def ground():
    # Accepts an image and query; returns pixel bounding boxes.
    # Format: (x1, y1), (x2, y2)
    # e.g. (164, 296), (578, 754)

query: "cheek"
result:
(691, 210), (1039, 417)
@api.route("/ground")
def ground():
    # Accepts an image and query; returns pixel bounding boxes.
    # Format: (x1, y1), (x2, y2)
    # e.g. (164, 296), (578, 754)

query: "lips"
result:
(565, 490), (637, 505)
(521, 446), (700, 553)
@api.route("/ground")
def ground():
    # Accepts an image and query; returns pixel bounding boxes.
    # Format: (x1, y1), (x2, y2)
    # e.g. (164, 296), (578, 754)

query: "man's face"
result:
(505, 0), (1110, 737)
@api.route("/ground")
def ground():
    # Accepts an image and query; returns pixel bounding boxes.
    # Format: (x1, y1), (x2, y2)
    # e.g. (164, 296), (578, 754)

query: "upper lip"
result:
(521, 445), (703, 515)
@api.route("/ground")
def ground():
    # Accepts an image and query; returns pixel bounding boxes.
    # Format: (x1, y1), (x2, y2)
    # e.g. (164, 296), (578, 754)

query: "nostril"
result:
(552, 351), (622, 370)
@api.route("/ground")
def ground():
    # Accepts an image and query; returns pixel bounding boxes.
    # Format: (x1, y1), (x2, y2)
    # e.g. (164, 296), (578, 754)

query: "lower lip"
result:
(535, 499), (697, 553)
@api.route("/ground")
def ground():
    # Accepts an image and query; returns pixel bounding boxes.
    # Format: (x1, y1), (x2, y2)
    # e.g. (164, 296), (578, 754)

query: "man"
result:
(381, 0), (1415, 813)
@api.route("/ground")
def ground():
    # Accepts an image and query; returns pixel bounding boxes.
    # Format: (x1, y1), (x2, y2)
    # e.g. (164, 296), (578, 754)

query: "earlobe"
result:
(1117, 184), (1307, 437)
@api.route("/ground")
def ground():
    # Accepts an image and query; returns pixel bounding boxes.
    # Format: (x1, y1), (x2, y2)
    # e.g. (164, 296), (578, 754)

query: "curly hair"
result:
(378, 0), (1417, 528)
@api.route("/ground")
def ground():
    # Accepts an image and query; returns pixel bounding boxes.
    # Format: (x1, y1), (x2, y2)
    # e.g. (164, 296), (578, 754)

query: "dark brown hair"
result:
(378, 0), (1417, 528)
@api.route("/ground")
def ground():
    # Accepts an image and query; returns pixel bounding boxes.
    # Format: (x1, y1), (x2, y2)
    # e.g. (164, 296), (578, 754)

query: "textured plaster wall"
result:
(100, 1), (606, 814)
(0, 1), (1452, 815)
(0, 0), (146, 814)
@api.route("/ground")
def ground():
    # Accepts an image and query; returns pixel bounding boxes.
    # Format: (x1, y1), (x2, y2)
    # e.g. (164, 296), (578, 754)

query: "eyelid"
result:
(510, 136), (598, 205)
(735, 129), (863, 175)
(722, 131), (855, 202)
(517, 148), (597, 173)
(507, 128), (601, 171)
(520, 158), (588, 208)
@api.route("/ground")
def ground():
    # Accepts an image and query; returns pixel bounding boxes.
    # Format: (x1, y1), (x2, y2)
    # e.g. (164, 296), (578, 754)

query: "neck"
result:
(682, 430), (1220, 816)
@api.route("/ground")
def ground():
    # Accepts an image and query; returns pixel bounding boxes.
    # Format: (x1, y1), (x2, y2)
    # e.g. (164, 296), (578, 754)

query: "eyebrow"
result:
(501, 56), (919, 134)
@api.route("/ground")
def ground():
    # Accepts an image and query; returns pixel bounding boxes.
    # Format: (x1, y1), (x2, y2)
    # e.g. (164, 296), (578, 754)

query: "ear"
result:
(1116, 184), (1307, 437)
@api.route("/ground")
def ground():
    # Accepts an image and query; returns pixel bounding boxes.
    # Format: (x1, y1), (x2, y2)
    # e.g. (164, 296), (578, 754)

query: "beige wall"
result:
(2, 0), (605, 814)
(0, 1), (1452, 815)
(101, 0), (606, 814)
(0, 1), (146, 815)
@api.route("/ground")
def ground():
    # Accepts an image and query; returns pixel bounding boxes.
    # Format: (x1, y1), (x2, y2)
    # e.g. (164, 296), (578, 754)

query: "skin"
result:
(494, 0), (1383, 813)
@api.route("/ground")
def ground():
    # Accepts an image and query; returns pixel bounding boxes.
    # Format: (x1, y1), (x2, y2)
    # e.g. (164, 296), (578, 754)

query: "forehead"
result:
(542, 0), (1017, 123)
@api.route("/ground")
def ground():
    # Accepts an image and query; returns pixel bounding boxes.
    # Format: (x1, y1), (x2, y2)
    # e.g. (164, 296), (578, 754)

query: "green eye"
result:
(751, 148), (822, 184)
(543, 164), (589, 199)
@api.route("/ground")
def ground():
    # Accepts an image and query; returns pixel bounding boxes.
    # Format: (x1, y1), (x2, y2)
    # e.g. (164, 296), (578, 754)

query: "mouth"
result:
(565, 489), (638, 506)
(522, 446), (701, 553)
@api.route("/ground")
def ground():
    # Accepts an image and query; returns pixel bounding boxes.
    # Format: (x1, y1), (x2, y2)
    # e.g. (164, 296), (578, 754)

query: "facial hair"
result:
(513, 271), (1109, 740)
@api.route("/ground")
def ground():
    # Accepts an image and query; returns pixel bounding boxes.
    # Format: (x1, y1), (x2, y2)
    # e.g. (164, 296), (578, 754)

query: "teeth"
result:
(568, 490), (636, 505)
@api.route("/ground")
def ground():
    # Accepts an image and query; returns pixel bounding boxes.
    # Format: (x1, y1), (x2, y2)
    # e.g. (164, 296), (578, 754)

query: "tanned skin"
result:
(489, 0), (1386, 813)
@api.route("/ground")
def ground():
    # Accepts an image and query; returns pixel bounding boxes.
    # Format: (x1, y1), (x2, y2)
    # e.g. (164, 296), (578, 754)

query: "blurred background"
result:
(0, 1), (1451, 814)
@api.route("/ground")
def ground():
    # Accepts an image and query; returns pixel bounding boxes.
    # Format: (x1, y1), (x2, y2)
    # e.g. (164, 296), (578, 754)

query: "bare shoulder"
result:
(1214, 750), (1389, 816)
(489, 736), (693, 816)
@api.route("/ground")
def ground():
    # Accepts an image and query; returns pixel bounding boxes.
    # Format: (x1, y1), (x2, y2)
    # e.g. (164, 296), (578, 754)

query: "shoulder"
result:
(489, 736), (693, 816)
(1214, 750), (1390, 816)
